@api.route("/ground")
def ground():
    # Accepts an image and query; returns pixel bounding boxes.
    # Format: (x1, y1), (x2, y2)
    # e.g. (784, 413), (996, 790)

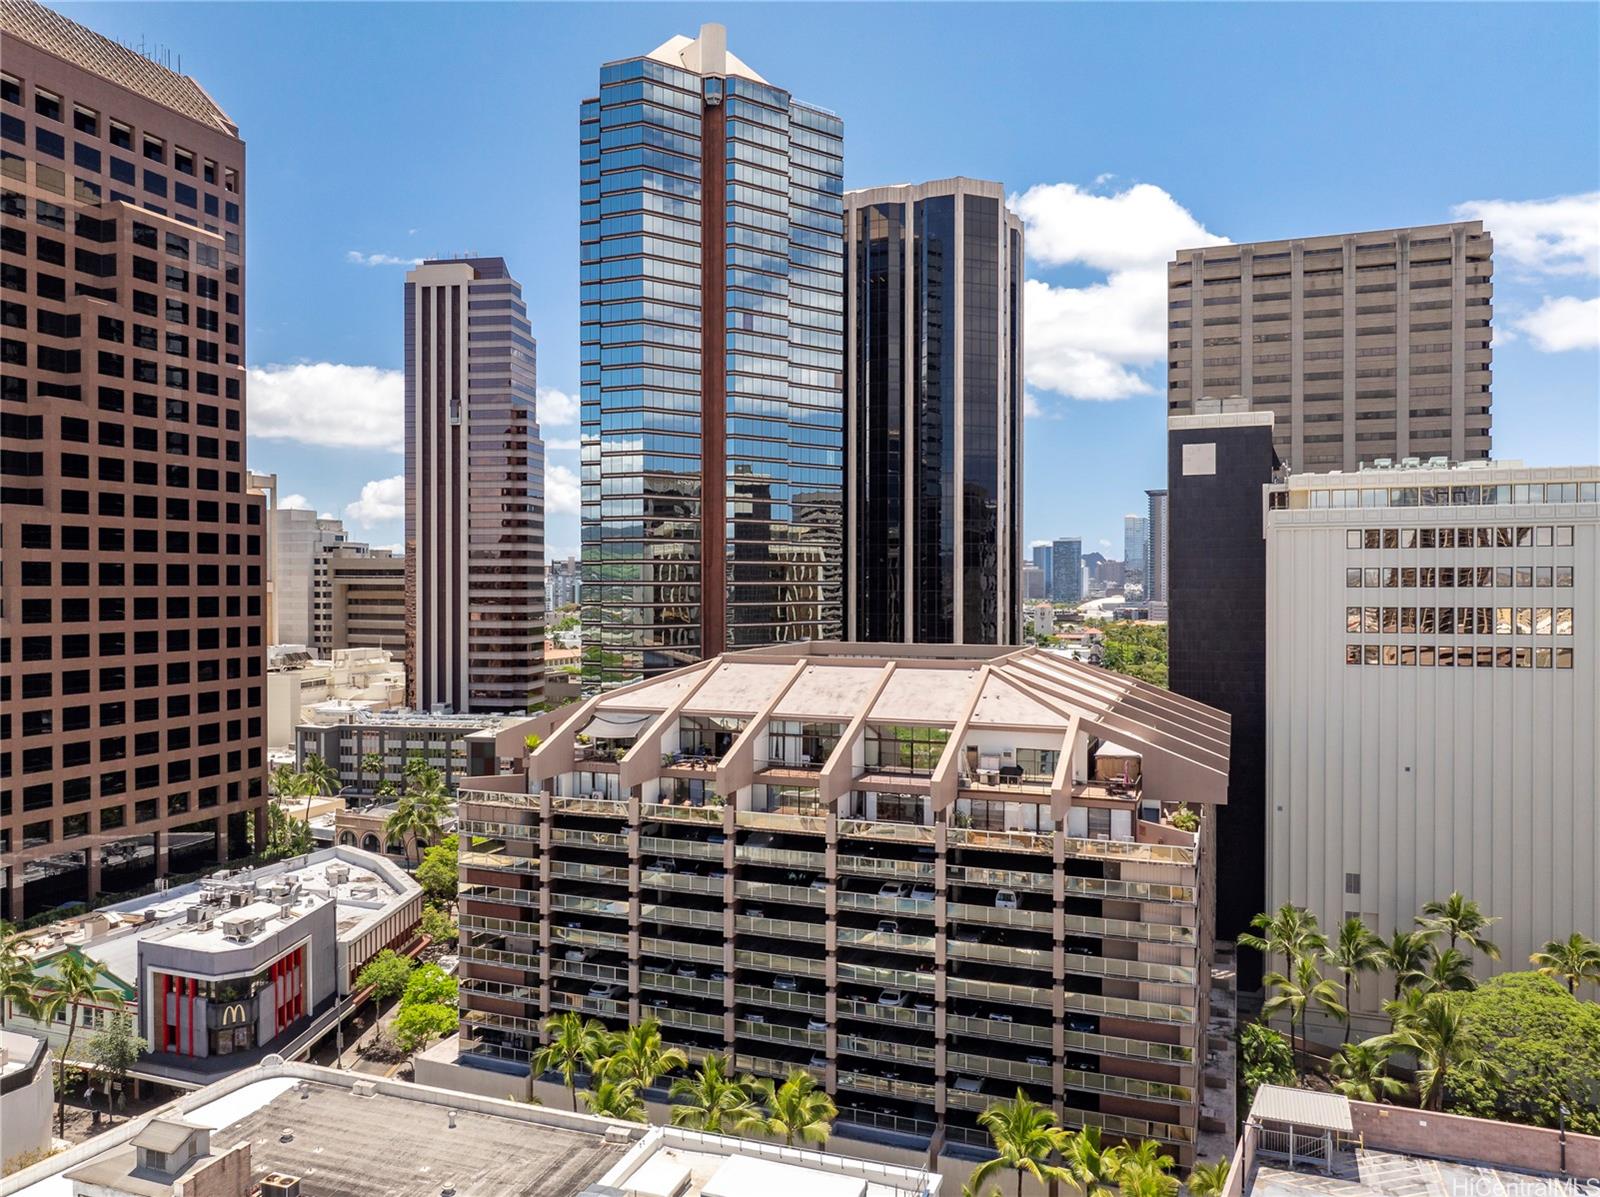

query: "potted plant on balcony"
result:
(1169, 804), (1199, 832)
(705, 791), (724, 809)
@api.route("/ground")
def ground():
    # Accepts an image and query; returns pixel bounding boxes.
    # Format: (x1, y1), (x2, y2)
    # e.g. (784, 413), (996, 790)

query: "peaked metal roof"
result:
(1249, 1085), (1354, 1133)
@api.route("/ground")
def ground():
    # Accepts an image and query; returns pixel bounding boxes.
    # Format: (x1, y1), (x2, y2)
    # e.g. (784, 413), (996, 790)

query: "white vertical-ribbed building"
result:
(404, 258), (545, 713)
(1264, 461), (1598, 1031)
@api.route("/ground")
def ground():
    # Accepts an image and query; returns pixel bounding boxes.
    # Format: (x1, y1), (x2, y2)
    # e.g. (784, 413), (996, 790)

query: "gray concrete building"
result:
(1145, 490), (1169, 604)
(1052, 536), (1083, 605)
(1167, 222), (1494, 473)
(1265, 461), (1597, 1036)
(270, 507), (349, 651)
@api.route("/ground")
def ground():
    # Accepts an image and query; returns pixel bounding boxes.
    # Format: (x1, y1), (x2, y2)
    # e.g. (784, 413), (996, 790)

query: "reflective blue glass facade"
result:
(581, 39), (844, 688)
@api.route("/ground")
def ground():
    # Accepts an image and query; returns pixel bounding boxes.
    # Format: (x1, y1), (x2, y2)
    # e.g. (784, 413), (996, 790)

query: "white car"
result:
(910, 883), (936, 902)
(953, 1075), (982, 1093)
(564, 948), (588, 963)
(588, 983), (620, 999)
(746, 1012), (767, 1024)
(878, 882), (909, 899)
(878, 990), (907, 1008)
(772, 975), (799, 991)
(876, 919), (899, 935)
(995, 889), (1019, 910)
(806, 1017), (828, 1032)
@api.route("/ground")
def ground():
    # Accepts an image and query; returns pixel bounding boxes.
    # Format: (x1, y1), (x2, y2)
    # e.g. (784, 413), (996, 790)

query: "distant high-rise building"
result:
(1031, 542), (1053, 600)
(405, 257), (544, 713)
(271, 508), (348, 650)
(1167, 223), (1494, 473)
(1051, 537), (1082, 605)
(1167, 412), (1277, 981)
(0, 0), (265, 920)
(845, 178), (1024, 645)
(327, 546), (406, 656)
(547, 555), (580, 610)
(1124, 515), (1148, 591)
(579, 24), (845, 688)
(1021, 562), (1045, 601)
(1145, 489), (1169, 604)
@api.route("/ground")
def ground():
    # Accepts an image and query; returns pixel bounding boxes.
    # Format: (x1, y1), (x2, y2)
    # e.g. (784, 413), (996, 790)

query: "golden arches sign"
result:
(219, 1002), (249, 1027)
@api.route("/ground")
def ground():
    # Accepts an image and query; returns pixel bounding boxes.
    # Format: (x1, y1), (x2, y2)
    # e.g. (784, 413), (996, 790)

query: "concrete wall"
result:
(0, 1033), (54, 1173)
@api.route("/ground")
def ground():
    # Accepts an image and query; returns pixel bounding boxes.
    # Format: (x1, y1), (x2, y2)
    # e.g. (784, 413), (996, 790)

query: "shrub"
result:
(1240, 1020), (1294, 1106)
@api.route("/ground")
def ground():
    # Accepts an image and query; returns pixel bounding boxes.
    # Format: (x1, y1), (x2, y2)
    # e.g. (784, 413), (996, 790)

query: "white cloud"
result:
(345, 250), (423, 268)
(1513, 295), (1600, 353)
(547, 463), (580, 515)
(538, 386), (580, 426)
(279, 493), (312, 510)
(546, 437), (581, 452)
(249, 363), (404, 452)
(343, 475), (405, 527)
(1011, 181), (1228, 402)
(1452, 193), (1600, 278)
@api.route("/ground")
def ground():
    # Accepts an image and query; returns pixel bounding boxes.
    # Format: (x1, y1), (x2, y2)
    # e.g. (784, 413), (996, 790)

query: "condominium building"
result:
(0, 0), (267, 922)
(292, 708), (532, 799)
(1032, 542), (1054, 601)
(1145, 490), (1168, 604)
(270, 506), (349, 650)
(844, 178), (1024, 646)
(547, 553), (580, 610)
(578, 24), (845, 689)
(1052, 537), (1083, 605)
(1265, 461), (1597, 1034)
(451, 642), (1229, 1165)
(1167, 222), (1494, 473)
(327, 544), (405, 655)
(404, 256), (545, 713)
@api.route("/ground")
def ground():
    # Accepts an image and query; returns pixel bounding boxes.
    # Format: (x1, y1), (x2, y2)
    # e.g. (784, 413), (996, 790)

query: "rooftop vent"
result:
(261, 1174), (302, 1197)
(220, 915), (262, 943)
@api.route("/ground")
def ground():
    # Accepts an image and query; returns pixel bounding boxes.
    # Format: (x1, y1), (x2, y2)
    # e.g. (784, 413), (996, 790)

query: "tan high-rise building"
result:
(0, 0), (266, 921)
(404, 257), (544, 714)
(328, 545), (405, 655)
(1167, 222), (1494, 473)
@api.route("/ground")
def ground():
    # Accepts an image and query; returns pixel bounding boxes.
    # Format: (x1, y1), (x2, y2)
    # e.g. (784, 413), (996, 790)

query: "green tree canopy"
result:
(1447, 972), (1600, 1134)
(355, 949), (414, 1001)
(392, 1001), (457, 1054)
(415, 836), (459, 905)
(1240, 1021), (1294, 1104)
(401, 963), (458, 1010)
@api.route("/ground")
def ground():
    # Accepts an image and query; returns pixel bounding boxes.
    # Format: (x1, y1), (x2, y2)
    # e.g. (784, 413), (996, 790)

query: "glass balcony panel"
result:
(735, 984), (825, 1014)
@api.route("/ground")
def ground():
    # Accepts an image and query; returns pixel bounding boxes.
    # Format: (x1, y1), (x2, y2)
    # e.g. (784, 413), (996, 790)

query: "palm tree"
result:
(1380, 993), (1501, 1111)
(1412, 946), (1476, 994)
(0, 924), (38, 1028)
(668, 1054), (759, 1134)
(597, 1017), (686, 1095)
(1110, 1141), (1177, 1197)
(1417, 893), (1499, 962)
(752, 1068), (838, 1148)
(31, 954), (125, 1135)
(531, 1012), (609, 1111)
(1186, 1160), (1230, 1197)
(1529, 932), (1600, 996)
(1239, 905), (1327, 979)
(1263, 952), (1345, 1065)
(1329, 1041), (1406, 1103)
(966, 1089), (1072, 1197)
(359, 751), (384, 794)
(1065, 1124), (1121, 1197)
(1329, 918), (1384, 1043)
(384, 797), (439, 866)
(581, 1078), (646, 1122)
(1379, 929), (1436, 1002)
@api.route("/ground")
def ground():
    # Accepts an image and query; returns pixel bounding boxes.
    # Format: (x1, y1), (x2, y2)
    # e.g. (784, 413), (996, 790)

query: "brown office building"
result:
(1, 0), (267, 921)
(1167, 222), (1494, 472)
(404, 257), (545, 714)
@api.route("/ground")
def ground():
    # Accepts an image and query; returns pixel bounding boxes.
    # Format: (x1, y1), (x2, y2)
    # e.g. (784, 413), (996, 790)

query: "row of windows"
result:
(1344, 606), (1575, 635)
(1346, 644), (1574, 669)
(1347, 565), (1574, 588)
(1348, 525), (1576, 549)
(1295, 483), (1595, 509)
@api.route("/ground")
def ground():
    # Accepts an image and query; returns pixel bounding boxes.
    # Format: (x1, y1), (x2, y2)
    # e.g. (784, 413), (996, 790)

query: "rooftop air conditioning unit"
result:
(1373, 458), (1393, 469)
(220, 916), (261, 943)
(260, 1174), (302, 1197)
(1400, 457), (1421, 468)
(1427, 456), (1449, 468)
(325, 864), (351, 886)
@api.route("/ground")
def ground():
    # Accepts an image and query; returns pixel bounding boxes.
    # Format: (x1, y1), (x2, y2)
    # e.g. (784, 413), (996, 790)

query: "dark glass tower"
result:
(845, 179), (1023, 645)
(578, 24), (845, 688)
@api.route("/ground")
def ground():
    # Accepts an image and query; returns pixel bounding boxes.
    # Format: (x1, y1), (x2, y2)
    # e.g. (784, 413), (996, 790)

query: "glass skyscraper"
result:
(579, 24), (845, 688)
(844, 179), (1024, 645)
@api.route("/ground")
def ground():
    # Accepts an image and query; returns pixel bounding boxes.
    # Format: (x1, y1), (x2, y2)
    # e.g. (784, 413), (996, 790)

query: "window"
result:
(143, 135), (164, 162)
(34, 89), (61, 121)
(1556, 608), (1573, 635)
(1556, 525), (1574, 547)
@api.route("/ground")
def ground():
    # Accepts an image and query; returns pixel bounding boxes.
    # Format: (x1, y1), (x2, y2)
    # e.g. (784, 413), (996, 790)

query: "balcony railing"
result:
(1075, 1108), (1195, 1146)
(642, 936), (723, 965)
(549, 861), (627, 886)
(944, 975), (1052, 1009)
(1064, 1027), (1193, 1064)
(946, 1012), (1052, 1047)
(640, 968), (725, 1002)
(837, 928), (936, 955)
(550, 893), (629, 920)
(835, 962), (935, 994)
(460, 913), (538, 938)
(734, 1052), (795, 1081)
(458, 818), (537, 843)
(836, 997), (935, 1029)
(642, 801), (725, 825)
(548, 992), (627, 1020)
(639, 870), (725, 896)
(1063, 1068), (1194, 1103)
(735, 985), (825, 1015)
(946, 826), (1053, 855)
(736, 809), (827, 835)
(836, 854), (935, 880)
(837, 818), (935, 845)
(640, 903), (723, 932)
(948, 1050), (1051, 1086)
(1064, 875), (1195, 905)
(833, 1107), (936, 1142)
(1062, 835), (1196, 867)
(552, 795), (627, 817)
(1064, 953), (1196, 987)
(837, 1034), (935, 1067)
(460, 849), (539, 874)
(461, 884), (539, 908)
(736, 1019), (824, 1049)
(460, 943), (542, 972)
(639, 835), (724, 861)
(837, 891), (936, 917)
(1066, 990), (1195, 1025)
(736, 915), (825, 943)
(737, 844), (825, 870)
(459, 788), (540, 810)
(836, 1071), (935, 1102)
(1065, 912), (1196, 947)
(734, 879), (825, 907)
(945, 938), (1052, 970)
(551, 925), (628, 952)
(660, 1007), (724, 1035)
(735, 949), (825, 979)
(945, 901), (1052, 930)
(945, 863), (1052, 892)
(550, 827), (628, 852)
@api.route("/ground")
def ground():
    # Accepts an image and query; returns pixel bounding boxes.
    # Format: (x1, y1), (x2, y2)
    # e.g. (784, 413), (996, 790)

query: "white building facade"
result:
(1264, 462), (1598, 1030)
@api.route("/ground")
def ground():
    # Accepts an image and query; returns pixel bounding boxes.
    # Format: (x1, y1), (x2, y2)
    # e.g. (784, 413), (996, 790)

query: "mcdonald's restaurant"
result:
(139, 894), (339, 1065)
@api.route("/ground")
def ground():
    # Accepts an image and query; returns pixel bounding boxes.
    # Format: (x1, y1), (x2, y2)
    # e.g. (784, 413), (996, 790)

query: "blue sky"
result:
(64, 1), (1600, 559)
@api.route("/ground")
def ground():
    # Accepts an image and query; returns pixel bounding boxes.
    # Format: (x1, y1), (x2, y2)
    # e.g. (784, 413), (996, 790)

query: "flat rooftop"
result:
(1247, 1151), (1579, 1197)
(2, 1067), (632, 1197)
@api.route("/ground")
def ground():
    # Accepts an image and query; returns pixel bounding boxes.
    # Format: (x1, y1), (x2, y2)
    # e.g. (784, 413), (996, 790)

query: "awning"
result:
(1094, 740), (1142, 759)
(1249, 1085), (1353, 1132)
(581, 711), (654, 740)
